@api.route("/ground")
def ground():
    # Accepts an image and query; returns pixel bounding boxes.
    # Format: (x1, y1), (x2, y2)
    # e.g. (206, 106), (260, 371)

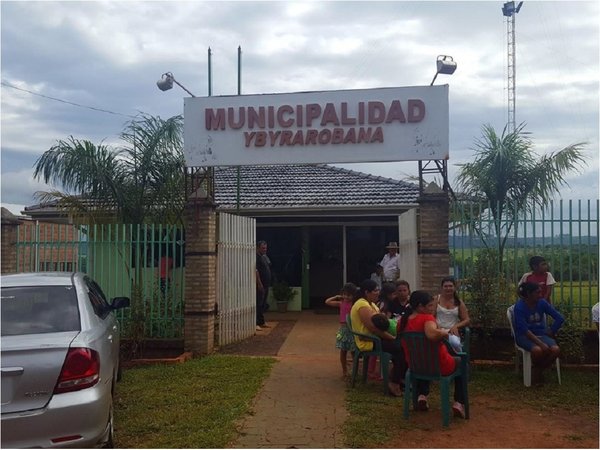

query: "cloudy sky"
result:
(1, 0), (598, 216)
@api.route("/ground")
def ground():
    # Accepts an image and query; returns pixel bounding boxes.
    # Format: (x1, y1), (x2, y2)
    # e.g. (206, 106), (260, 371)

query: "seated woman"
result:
(434, 277), (470, 352)
(381, 280), (411, 320)
(513, 282), (564, 383)
(377, 282), (397, 312)
(350, 279), (405, 396)
(399, 290), (467, 418)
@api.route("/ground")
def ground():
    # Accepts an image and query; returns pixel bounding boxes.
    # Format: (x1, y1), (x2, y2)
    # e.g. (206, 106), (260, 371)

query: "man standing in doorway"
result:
(380, 242), (400, 282)
(256, 240), (272, 331)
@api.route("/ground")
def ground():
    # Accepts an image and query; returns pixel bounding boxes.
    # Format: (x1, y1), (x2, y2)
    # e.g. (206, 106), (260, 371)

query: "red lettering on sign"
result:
(368, 102), (385, 124)
(341, 102), (356, 125)
(255, 131), (267, 147)
(385, 100), (406, 123)
(306, 129), (318, 145)
(248, 107), (265, 128)
(277, 105), (294, 127)
(205, 108), (226, 130)
(371, 127), (384, 143)
(244, 132), (255, 147)
(228, 107), (245, 129)
(331, 128), (344, 144)
(408, 99), (425, 122)
(291, 130), (304, 146)
(321, 103), (340, 126)
(343, 128), (356, 144)
(306, 104), (321, 127)
(269, 131), (281, 146)
(280, 130), (293, 145)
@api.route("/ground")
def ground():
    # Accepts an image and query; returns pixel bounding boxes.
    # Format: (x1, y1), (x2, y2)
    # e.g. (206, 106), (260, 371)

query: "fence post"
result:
(1, 208), (21, 274)
(418, 183), (450, 293)
(184, 192), (217, 356)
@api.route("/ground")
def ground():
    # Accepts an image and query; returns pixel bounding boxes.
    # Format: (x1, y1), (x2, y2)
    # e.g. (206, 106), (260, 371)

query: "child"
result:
(325, 282), (358, 378)
(370, 264), (383, 289)
(372, 313), (398, 336)
(367, 313), (399, 381)
(519, 256), (556, 303)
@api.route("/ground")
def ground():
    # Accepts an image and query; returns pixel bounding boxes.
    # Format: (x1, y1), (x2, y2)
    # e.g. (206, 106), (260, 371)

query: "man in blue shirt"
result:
(513, 282), (564, 383)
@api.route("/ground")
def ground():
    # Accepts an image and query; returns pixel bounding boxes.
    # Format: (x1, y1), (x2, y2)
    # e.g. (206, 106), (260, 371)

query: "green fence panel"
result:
(15, 222), (185, 338)
(450, 199), (599, 329)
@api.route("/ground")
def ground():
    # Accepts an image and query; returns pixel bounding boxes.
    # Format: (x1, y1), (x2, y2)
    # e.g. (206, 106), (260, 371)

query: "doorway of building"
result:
(309, 226), (343, 309)
(346, 226), (399, 284)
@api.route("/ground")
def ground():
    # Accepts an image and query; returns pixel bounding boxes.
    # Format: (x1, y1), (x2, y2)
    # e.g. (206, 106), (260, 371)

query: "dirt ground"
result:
(385, 393), (599, 448)
(218, 318), (599, 449)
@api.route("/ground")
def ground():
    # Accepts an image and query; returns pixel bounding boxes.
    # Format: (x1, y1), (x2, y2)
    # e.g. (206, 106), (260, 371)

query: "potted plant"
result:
(271, 280), (295, 313)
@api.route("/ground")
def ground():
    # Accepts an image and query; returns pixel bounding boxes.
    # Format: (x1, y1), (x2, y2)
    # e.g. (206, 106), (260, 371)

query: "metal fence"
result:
(216, 213), (256, 346)
(450, 199), (599, 328)
(16, 222), (185, 338)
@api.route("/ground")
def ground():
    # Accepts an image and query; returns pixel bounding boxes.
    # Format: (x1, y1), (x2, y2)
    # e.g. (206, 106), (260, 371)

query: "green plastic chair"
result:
(401, 331), (470, 426)
(346, 314), (391, 395)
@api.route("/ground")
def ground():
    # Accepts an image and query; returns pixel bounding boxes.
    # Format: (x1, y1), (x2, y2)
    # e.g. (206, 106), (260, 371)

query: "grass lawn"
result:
(342, 365), (599, 448)
(114, 355), (275, 448)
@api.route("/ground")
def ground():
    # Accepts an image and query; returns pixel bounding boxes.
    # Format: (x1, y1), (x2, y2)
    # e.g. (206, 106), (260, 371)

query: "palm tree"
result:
(455, 122), (586, 265)
(33, 113), (185, 224)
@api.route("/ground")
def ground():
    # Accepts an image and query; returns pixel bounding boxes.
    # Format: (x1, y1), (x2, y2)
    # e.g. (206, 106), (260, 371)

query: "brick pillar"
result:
(184, 196), (217, 356)
(1, 208), (21, 274)
(418, 183), (450, 295)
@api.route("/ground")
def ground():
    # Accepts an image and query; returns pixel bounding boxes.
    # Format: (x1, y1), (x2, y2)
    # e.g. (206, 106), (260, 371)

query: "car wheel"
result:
(101, 398), (114, 448)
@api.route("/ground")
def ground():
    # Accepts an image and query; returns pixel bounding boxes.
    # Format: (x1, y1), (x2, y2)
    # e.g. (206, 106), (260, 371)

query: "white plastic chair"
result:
(506, 305), (561, 387)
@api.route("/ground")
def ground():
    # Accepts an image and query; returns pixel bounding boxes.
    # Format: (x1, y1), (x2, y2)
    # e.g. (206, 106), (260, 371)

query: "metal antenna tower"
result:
(503, 1), (523, 133)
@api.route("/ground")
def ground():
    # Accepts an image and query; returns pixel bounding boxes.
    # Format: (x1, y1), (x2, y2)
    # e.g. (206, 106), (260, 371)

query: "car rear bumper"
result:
(1, 380), (111, 448)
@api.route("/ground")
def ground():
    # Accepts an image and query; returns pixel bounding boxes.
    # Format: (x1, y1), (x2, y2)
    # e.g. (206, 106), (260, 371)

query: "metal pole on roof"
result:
(208, 47), (212, 96)
(236, 46), (242, 213)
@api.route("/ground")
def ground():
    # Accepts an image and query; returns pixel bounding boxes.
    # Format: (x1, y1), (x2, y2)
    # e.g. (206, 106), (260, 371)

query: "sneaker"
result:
(417, 394), (429, 411)
(452, 401), (466, 419)
(256, 325), (263, 331)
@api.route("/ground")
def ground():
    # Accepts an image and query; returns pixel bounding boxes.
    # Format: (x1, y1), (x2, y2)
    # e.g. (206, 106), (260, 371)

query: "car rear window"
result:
(1, 286), (80, 336)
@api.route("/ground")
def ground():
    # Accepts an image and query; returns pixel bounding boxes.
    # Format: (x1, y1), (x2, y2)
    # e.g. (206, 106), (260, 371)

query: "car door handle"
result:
(1, 367), (24, 376)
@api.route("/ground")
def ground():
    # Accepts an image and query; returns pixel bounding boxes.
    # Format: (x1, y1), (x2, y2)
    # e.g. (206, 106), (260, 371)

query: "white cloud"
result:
(1, 0), (598, 208)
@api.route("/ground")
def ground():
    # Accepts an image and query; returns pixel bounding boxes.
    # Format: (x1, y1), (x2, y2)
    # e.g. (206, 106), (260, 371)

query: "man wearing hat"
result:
(380, 242), (400, 282)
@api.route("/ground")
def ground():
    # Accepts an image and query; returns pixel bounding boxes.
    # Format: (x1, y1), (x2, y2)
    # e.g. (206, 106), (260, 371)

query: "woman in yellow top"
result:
(350, 279), (406, 396)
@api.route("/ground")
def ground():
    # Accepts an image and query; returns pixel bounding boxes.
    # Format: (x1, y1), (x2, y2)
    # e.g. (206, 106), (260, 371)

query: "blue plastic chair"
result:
(401, 331), (470, 426)
(346, 314), (391, 395)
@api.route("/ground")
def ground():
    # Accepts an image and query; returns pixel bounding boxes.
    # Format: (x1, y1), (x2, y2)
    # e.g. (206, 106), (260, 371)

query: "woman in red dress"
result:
(398, 290), (466, 418)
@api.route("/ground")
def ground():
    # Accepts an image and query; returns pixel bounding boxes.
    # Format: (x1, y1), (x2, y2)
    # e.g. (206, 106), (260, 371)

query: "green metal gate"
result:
(16, 222), (185, 338)
(450, 199), (599, 327)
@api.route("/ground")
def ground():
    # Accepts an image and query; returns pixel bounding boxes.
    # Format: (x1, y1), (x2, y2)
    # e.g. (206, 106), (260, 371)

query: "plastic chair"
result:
(506, 305), (561, 387)
(346, 314), (391, 395)
(401, 331), (470, 427)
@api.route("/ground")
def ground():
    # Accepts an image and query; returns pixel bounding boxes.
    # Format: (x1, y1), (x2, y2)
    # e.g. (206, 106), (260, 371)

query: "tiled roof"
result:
(22, 164), (420, 219)
(214, 164), (419, 211)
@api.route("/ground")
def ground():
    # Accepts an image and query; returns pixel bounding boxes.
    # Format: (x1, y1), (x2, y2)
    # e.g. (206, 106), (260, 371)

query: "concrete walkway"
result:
(231, 311), (348, 448)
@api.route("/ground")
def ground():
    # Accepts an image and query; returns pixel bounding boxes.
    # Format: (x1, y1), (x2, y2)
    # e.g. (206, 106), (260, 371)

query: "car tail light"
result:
(54, 348), (100, 394)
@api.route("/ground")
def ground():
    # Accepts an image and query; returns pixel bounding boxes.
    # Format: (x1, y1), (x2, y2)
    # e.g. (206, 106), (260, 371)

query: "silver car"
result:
(1, 272), (130, 448)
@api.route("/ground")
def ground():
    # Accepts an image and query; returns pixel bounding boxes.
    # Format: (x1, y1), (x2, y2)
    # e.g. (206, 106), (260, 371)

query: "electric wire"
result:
(1, 80), (141, 119)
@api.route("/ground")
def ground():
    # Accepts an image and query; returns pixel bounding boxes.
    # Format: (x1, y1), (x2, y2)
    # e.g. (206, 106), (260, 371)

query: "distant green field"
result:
(553, 281), (599, 325)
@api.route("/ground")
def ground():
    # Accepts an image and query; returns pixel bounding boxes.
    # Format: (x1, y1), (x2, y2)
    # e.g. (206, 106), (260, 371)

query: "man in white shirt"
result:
(379, 242), (400, 282)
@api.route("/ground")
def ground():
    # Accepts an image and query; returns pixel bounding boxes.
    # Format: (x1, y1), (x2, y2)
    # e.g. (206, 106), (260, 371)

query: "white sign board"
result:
(184, 85), (448, 166)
